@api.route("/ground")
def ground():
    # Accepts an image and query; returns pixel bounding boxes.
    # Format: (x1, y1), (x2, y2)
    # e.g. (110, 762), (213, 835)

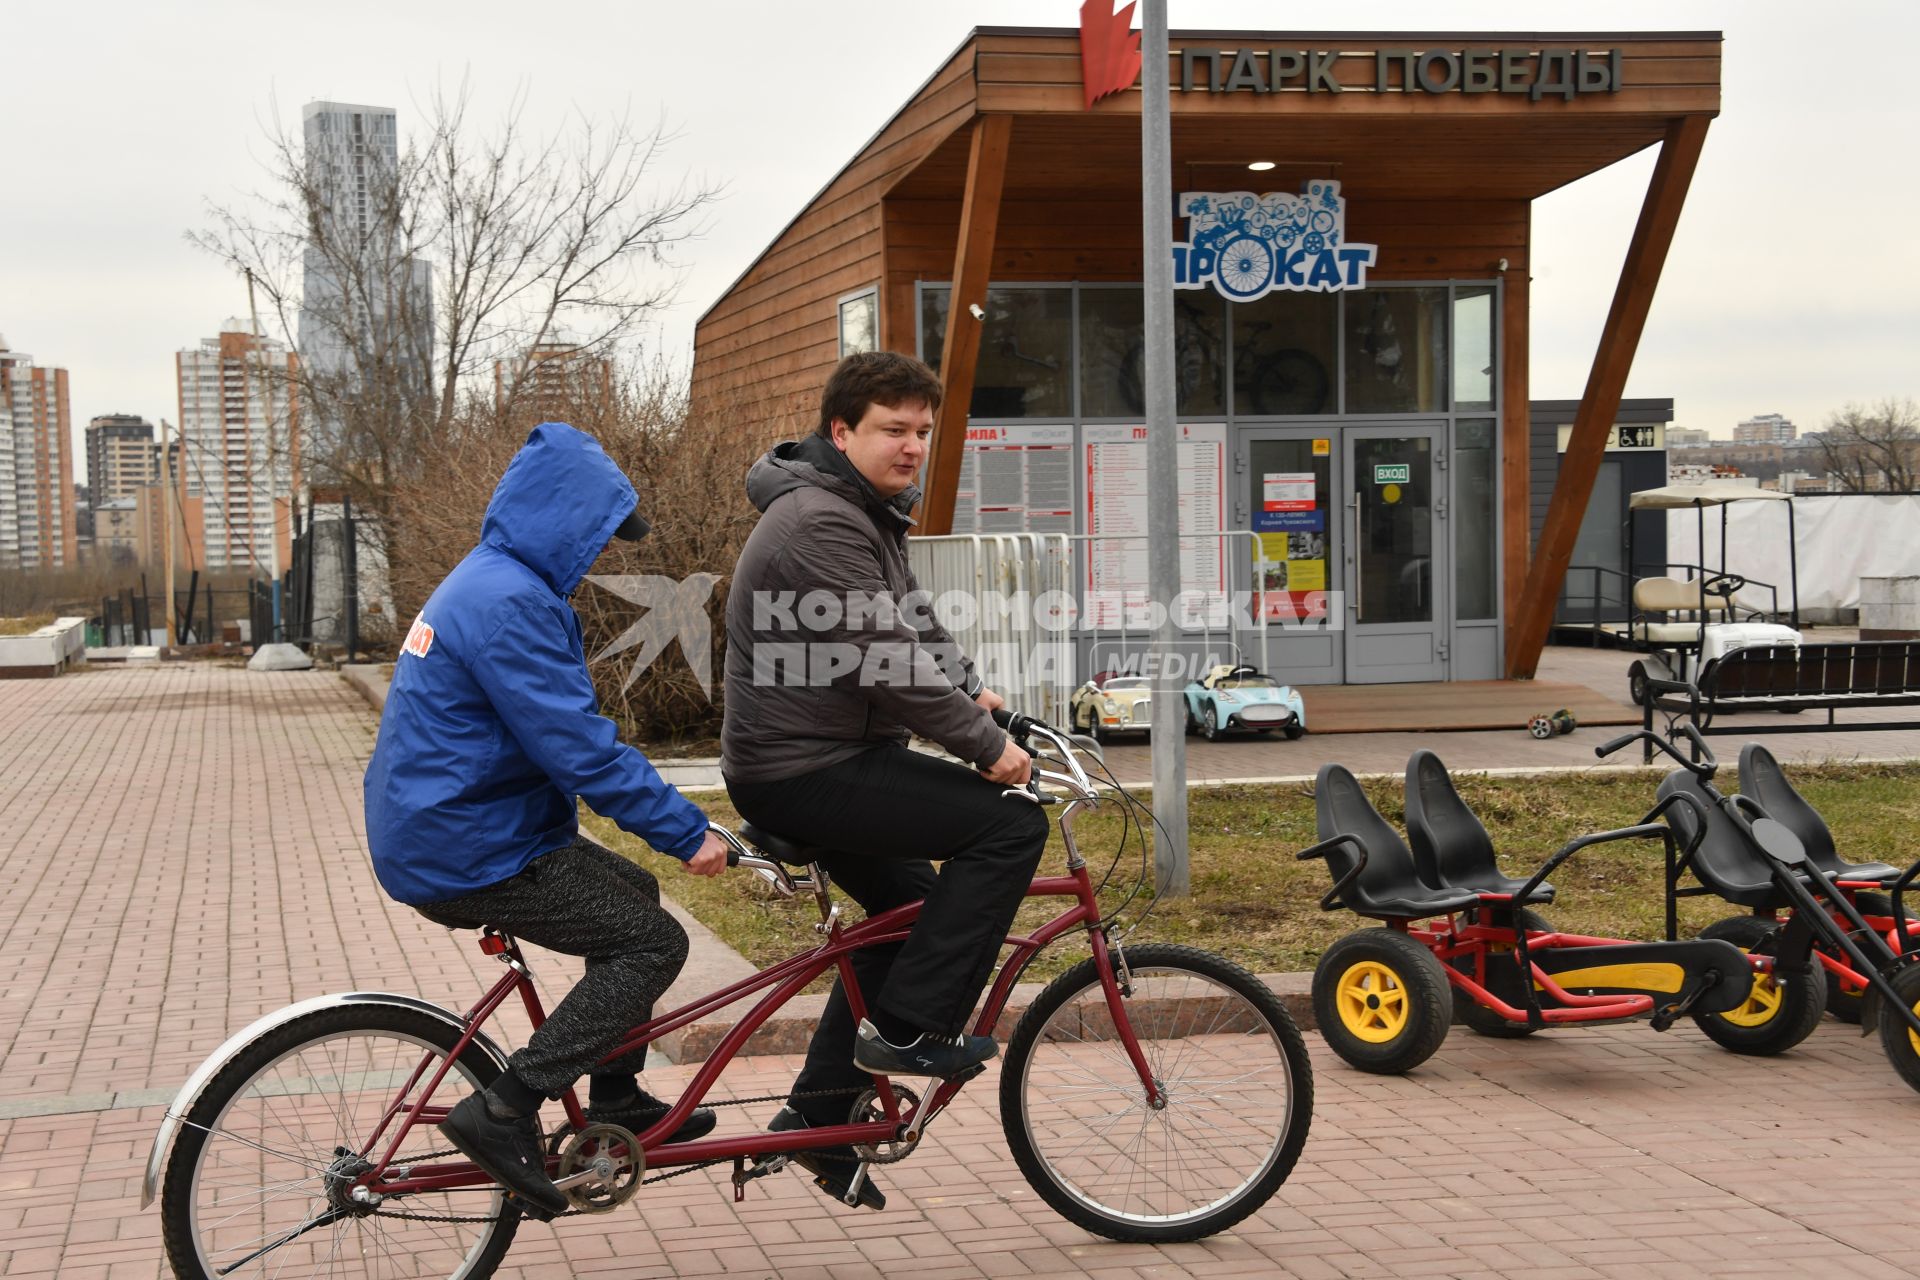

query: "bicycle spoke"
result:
(174, 1019), (510, 1280)
(1012, 958), (1306, 1234)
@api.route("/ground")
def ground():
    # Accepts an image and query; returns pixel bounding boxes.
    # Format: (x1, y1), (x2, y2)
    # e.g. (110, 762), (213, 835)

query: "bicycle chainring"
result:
(848, 1086), (922, 1165)
(556, 1123), (643, 1212)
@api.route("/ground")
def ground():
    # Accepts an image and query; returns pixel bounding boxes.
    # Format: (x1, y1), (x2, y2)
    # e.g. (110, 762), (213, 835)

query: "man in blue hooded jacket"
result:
(364, 422), (728, 1217)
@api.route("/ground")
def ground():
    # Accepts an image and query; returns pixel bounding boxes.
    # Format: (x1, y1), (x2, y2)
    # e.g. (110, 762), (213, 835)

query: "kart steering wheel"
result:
(1700, 572), (1747, 597)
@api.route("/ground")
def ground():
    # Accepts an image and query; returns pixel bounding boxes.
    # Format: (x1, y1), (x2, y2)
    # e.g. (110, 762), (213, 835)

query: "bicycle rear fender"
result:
(140, 991), (509, 1210)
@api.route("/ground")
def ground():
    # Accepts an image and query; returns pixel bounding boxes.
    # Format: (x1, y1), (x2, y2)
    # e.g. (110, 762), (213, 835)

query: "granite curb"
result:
(649, 971), (1316, 1063)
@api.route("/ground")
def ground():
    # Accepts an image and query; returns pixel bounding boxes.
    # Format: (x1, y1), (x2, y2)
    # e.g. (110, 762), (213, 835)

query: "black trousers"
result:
(416, 836), (690, 1096)
(726, 744), (1050, 1123)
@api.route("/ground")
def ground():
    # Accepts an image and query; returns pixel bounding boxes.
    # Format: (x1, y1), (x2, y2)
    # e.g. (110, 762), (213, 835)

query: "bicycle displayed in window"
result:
(145, 710), (1313, 1278)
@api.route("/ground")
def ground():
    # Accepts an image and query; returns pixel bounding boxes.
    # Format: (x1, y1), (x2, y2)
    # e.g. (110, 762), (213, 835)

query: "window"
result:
(1231, 291), (1336, 416)
(1078, 287), (1225, 418)
(1344, 287), (1448, 414)
(920, 286), (1072, 418)
(1454, 418), (1498, 619)
(837, 288), (877, 357)
(1453, 285), (1495, 412)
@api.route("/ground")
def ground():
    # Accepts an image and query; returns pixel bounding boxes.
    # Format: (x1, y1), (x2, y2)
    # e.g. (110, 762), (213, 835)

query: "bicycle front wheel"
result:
(1001, 943), (1312, 1242)
(160, 1003), (520, 1280)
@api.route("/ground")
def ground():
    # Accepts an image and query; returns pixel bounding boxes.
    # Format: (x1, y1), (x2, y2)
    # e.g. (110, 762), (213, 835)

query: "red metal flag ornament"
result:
(1079, 0), (1143, 108)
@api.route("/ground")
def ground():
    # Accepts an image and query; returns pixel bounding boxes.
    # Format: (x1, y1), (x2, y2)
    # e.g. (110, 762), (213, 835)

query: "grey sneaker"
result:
(852, 1018), (997, 1078)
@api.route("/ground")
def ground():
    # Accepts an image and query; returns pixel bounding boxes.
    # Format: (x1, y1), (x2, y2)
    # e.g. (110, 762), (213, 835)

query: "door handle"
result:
(1348, 493), (1361, 619)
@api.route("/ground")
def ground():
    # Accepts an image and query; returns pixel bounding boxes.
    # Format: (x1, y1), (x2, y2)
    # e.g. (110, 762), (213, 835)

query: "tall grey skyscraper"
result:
(298, 101), (433, 484)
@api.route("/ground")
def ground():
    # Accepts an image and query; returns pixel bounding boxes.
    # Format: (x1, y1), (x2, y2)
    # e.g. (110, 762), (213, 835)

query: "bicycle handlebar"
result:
(1594, 725), (1718, 778)
(991, 706), (1046, 739)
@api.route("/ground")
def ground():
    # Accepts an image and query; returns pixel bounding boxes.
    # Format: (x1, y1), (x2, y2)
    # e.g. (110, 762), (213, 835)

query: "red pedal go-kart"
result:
(1301, 740), (1780, 1075)
(1655, 738), (1920, 1091)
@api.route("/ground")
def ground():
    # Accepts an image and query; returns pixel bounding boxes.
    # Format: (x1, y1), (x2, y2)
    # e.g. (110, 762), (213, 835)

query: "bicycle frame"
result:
(347, 839), (1153, 1202)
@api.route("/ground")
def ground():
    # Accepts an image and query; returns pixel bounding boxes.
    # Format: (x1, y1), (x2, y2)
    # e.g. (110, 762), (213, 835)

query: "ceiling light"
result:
(1247, 160), (1276, 172)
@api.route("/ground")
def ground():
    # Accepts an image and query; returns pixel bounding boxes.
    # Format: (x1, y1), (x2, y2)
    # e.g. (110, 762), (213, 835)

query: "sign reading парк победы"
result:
(1173, 181), (1377, 301)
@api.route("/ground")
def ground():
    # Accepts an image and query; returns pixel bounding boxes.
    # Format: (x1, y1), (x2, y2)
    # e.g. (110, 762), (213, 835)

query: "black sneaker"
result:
(442, 1091), (569, 1217)
(587, 1088), (718, 1143)
(766, 1105), (886, 1210)
(853, 1019), (997, 1078)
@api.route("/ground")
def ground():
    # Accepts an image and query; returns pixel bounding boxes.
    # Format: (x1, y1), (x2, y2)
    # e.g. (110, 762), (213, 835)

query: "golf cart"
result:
(1610, 482), (1802, 707)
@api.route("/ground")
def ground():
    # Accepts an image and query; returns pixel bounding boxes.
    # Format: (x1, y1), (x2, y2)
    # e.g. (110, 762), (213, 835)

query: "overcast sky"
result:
(4, 0), (1915, 484)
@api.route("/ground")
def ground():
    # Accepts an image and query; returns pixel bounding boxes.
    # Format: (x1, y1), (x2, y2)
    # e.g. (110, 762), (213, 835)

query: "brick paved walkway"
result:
(2, 663), (1918, 1278)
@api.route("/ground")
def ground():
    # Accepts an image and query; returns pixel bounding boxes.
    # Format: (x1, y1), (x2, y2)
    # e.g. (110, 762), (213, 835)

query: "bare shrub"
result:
(386, 362), (765, 746)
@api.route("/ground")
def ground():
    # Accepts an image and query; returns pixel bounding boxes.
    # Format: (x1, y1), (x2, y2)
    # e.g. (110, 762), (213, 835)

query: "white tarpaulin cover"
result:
(1665, 493), (1920, 617)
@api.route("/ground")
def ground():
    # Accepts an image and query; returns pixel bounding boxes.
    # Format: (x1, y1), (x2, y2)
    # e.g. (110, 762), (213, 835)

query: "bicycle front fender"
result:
(140, 991), (508, 1210)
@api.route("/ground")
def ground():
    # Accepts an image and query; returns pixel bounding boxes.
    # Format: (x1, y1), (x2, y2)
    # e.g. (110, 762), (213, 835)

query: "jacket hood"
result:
(744, 434), (919, 528)
(481, 422), (638, 595)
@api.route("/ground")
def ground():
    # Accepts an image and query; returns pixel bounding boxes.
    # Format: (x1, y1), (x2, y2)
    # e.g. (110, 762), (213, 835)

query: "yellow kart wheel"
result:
(1334, 961), (1410, 1043)
(1718, 971), (1786, 1028)
(1691, 915), (1825, 1056)
(1312, 929), (1452, 1074)
(1878, 962), (1920, 1095)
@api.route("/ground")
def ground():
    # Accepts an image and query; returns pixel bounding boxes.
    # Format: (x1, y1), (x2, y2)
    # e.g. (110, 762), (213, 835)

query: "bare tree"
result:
(191, 82), (720, 529)
(1809, 397), (1920, 492)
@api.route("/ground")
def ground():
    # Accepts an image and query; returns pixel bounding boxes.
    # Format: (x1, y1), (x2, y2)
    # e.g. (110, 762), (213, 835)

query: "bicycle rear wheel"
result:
(1001, 943), (1312, 1242)
(160, 1003), (520, 1280)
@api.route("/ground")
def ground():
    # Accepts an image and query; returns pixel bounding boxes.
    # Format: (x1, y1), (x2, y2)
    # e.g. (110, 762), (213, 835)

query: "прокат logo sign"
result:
(1173, 182), (1380, 300)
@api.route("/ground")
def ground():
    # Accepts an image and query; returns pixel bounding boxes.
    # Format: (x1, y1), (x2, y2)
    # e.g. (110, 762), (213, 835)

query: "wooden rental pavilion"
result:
(691, 26), (1721, 685)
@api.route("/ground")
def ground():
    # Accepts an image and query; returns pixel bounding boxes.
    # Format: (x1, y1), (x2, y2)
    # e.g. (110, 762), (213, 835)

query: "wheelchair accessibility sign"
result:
(1172, 181), (1378, 301)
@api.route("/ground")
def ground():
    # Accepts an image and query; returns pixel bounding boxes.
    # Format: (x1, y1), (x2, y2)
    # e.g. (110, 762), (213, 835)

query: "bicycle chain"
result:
(368, 1087), (872, 1224)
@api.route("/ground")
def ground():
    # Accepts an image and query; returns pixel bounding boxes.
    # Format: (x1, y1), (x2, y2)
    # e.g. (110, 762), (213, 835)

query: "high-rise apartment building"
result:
(0, 335), (78, 569)
(87, 413), (159, 504)
(175, 320), (299, 572)
(495, 342), (615, 428)
(1733, 412), (1796, 445)
(298, 101), (433, 480)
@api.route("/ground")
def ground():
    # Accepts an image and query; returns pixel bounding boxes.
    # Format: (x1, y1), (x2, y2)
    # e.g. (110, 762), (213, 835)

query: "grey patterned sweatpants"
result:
(415, 836), (690, 1095)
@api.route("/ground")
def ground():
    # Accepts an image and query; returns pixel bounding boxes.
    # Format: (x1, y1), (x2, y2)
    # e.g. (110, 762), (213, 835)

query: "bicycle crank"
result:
(555, 1123), (643, 1213)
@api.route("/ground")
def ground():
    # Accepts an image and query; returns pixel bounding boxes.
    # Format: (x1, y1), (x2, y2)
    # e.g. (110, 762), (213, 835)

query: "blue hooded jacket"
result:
(364, 423), (709, 905)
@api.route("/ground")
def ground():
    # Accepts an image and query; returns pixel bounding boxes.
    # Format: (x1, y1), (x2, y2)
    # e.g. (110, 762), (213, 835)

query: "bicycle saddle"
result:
(1738, 744), (1900, 885)
(1313, 764), (1480, 919)
(739, 822), (835, 868)
(1656, 770), (1782, 909)
(1402, 751), (1554, 904)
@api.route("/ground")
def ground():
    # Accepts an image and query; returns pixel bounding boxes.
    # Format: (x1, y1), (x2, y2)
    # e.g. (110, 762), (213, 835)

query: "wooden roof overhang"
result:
(889, 29), (1720, 207)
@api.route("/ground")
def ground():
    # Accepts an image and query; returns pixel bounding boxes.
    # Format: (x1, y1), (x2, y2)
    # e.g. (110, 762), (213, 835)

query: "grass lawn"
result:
(585, 761), (1920, 983)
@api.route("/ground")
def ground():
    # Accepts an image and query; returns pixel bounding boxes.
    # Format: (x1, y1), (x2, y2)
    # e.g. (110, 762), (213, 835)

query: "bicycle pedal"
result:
(506, 1193), (558, 1223)
(950, 1062), (987, 1086)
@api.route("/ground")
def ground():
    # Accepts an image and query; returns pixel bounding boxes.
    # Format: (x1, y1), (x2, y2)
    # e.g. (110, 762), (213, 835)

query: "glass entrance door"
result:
(1344, 426), (1447, 683)
(1236, 430), (1340, 684)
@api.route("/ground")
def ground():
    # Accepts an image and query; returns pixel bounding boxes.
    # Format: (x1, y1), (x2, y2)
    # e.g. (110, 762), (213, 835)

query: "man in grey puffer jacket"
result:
(722, 351), (1047, 1209)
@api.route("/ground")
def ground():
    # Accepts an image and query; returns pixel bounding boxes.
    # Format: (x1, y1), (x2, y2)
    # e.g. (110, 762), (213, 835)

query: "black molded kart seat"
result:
(1656, 770), (1784, 910)
(739, 822), (834, 867)
(1402, 750), (1555, 904)
(1314, 764), (1482, 919)
(1739, 744), (1901, 885)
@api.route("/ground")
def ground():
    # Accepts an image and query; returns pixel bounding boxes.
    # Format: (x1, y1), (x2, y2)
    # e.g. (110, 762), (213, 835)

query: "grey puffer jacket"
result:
(720, 434), (1007, 783)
